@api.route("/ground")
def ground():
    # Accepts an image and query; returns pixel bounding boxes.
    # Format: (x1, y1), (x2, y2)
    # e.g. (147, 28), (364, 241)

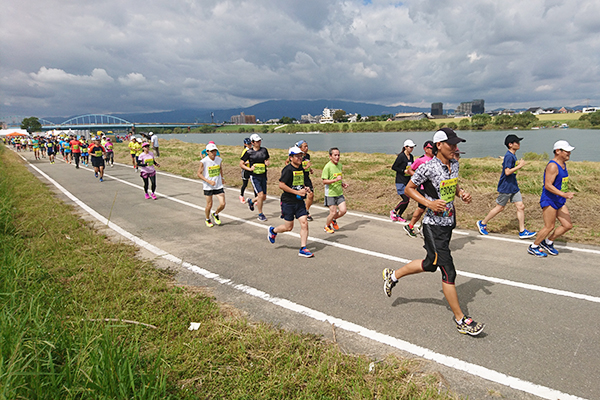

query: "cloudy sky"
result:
(1, 0), (599, 118)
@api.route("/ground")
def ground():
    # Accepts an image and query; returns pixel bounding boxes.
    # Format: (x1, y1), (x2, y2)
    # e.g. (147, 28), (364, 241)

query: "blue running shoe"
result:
(99, 177), (103, 182)
(268, 226), (277, 244)
(247, 198), (254, 211)
(527, 245), (547, 258)
(539, 240), (559, 256)
(518, 229), (537, 239)
(298, 247), (314, 258)
(476, 220), (488, 235)
(257, 213), (267, 222)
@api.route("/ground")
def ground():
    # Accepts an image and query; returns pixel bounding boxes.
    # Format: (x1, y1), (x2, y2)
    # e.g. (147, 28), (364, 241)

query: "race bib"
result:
(72, 144), (79, 151)
(94, 150), (103, 157)
(561, 176), (569, 192)
(208, 165), (220, 177)
(332, 172), (342, 180)
(145, 158), (155, 166)
(292, 170), (304, 187)
(253, 163), (266, 174)
(439, 177), (458, 203)
(405, 162), (412, 177)
(302, 160), (311, 171)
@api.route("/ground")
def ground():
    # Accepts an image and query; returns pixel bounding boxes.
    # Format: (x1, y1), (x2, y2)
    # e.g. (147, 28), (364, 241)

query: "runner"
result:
(32, 136), (41, 160)
(267, 146), (314, 258)
(321, 147), (348, 233)
(40, 137), (47, 158)
(88, 137), (106, 182)
(296, 140), (315, 221)
(138, 142), (160, 200)
(403, 140), (434, 238)
(390, 139), (416, 222)
(239, 138), (252, 203)
(69, 136), (82, 169)
(62, 136), (72, 163)
(198, 143), (226, 227)
(240, 134), (270, 221)
(45, 137), (56, 164)
(477, 134), (536, 239)
(382, 127), (485, 336)
(128, 136), (140, 170)
(104, 137), (114, 167)
(527, 140), (575, 257)
(80, 138), (89, 166)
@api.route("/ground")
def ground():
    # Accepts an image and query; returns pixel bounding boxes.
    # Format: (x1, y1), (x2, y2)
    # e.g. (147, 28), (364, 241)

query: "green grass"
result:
(0, 146), (460, 399)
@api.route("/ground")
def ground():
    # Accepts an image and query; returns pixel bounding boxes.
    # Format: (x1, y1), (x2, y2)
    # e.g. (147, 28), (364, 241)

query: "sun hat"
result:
(149, 132), (154, 136)
(288, 146), (303, 156)
(504, 134), (523, 148)
(553, 140), (574, 152)
(403, 139), (416, 148)
(206, 143), (218, 152)
(136, 138), (142, 143)
(433, 127), (466, 145)
(250, 133), (262, 142)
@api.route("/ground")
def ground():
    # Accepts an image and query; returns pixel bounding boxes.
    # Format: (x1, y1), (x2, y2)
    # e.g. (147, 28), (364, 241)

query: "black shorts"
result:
(204, 188), (225, 196)
(421, 224), (456, 284)
(91, 157), (105, 168)
(280, 201), (308, 221)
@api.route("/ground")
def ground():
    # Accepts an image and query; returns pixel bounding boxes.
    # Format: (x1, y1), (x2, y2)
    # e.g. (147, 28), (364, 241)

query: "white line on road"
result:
(24, 158), (588, 400)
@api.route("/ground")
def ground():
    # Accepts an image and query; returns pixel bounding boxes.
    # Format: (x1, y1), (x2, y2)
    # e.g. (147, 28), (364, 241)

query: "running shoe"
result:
(324, 225), (335, 234)
(95, 172), (98, 178)
(527, 245), (547, 258)
(390, 210), (399, 222)
(403, 225), (417, 238)
(267, 226), (277, 243)
(306, 214), (313, 222)
(257, 213), (267, 222)
(212, 212), (221, 225)
(518, 229), (536, 239)
(151, 193), (157, 200)
(331, 220), (339, 230)
(455, 316), (485, 336)
(476, 220), (489, 235)
(382, 268), (397, 297)
(239, 195), (246, 204)
(99, 178), (103, 182)
(539, 240), (559, 256)
(298, 247), (314, 258)
(247, 198), (254, 211)
(205, 219), (213, 228)
(145, 193), (150, 199)
(396, 216), (407, 223)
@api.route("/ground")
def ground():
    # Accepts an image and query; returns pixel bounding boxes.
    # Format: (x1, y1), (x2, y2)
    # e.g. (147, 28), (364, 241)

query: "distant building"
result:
(431, 102), (443, 116)
(394, 112), (427, 121)
(583, 107), (600, 113)
(300, 113), (320, 124)
(231, 112), (256, 124)
(456, 99), (485, 115)
(319, 108), (336, 124)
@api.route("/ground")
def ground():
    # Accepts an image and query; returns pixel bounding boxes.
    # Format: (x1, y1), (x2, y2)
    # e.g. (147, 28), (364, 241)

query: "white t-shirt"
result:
(151, 135), (159, 147)
(200, 156), (223, 190)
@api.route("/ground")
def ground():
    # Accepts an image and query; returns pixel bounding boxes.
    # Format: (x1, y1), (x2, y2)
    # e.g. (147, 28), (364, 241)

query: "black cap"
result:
(433, 127), (466, 145)
(423, 140), (434, 149)
(504, 134), (523, 148)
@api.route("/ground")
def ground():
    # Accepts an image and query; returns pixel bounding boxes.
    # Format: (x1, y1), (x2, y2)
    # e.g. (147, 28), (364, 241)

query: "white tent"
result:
(0, 128), (30, 137)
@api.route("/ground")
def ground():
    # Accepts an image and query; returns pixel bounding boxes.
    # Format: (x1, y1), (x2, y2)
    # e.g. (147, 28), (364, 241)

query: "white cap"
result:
(288, 146), (303, 156)
(206, 143), (218, 152)
(250, 133), (262, 142)
(149, 132), (154, 136)
(136, 138), (142, 143)
(403, 139), (416, 148)
(553, 140), (574, 152)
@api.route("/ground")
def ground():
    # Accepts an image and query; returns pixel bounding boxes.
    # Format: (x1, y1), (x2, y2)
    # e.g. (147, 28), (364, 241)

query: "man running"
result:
(198, 143), (226, 227)
(128, 136), (140, 170)
(477, 134), (536, 239)
(267, 146), (313, 257)
(69, 136), (82, 169)
(527, 140), (575, 257)
(296, 140), (315, 221)
(88, 137), (106, 182)
(403, 140), (434, 238)
(45, 137), (56, 164)
(240, 134), (270, 221)
(150, 132), (160, 157)
(322, 147), (348, 233)
(382, 127), (485, 336)
(239, 138), (252, 203)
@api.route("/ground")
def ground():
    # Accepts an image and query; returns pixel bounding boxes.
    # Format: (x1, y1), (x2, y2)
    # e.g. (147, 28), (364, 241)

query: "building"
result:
(230, 112), (256, 124)
(394, 112), (427, 121)
(431, 102), (443, 116)
(319, 108), (336, 124)
(300, 113), (320, 124)
(455, 99), (485, 115)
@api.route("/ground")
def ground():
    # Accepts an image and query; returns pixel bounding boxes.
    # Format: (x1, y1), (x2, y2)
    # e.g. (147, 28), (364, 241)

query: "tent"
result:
(0, 129), (30, 137)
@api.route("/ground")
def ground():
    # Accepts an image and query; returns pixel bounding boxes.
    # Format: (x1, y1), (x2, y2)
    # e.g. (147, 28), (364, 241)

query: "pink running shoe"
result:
(397, 216), (407, 222)
(145, 193), (150, 199)
(239, 195), (246, 204)
(151, 193), (157, 200)
(390, 210), (399, 222)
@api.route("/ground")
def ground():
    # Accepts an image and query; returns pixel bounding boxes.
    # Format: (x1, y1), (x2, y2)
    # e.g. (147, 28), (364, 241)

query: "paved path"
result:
(15, 148), (600, 400)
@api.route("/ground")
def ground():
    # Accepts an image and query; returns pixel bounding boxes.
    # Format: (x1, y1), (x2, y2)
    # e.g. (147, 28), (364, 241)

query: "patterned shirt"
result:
(411, 157), (460, 226)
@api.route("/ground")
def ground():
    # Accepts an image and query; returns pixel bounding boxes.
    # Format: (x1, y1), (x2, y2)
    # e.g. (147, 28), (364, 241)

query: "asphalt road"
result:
(15, 148), (600, 400)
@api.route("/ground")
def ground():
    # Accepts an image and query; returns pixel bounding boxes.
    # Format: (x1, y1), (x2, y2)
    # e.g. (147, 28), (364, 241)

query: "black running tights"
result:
(142, 175), (157, 194)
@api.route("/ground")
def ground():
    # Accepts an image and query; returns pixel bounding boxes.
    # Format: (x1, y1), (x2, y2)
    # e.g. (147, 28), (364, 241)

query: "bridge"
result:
(2, 114), (218, 132)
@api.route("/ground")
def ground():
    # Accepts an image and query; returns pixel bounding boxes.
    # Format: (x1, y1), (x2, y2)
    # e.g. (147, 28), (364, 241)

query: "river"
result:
(156, 128), (598, 161)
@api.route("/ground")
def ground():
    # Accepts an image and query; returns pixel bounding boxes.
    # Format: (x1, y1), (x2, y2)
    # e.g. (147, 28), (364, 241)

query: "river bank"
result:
(114, 139), (600, 246)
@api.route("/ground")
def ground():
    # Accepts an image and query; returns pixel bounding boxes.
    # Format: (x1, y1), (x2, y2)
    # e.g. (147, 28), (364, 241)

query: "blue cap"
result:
(243, 138), (251, 145)
(295, 140), (306, 147)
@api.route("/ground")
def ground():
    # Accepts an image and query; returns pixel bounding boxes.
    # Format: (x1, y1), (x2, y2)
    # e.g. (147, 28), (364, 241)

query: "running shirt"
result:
(128, 141), (140, 155)
(89, 143), (105, 159)
(280, 163), (305, 203)
(241, 147), (269, 176)
(540, 160), (569, 209)
(200, 156), (223, 190)
(138, 152), (157, 175)
(69, 139), (81, 153)
(45, 141), (55, 153)
(392, 151), (414, 184)
(104, 141), (114, 152)
(322, 161), (343, 197)
(32, 139), (39, 149)
(411, 154), (432, 171)
(411, 157), (460, 226)
(302, 153), (312, 186)
(497, 151), (519, 194)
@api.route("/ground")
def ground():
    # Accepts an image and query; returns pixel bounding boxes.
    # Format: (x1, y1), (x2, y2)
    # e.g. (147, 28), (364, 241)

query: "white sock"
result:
(391, 273), (398, 282)
(545, 239), (553, 245)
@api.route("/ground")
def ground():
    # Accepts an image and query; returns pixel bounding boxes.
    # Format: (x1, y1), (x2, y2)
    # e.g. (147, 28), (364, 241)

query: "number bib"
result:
(302, 160), (311, 171)
(439, 178), (458, 203)
(145, 158), (155, 166)
(561, 176), (569, 192)
(208, 165), (220, 177)
(292, 170), (304, 187)
(94, 150), (103, 157)
(253, 163), (266, 174)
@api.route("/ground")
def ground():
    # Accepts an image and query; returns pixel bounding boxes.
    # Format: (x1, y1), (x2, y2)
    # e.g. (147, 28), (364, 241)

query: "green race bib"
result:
(208, 165), (220, 177)
(561, 176), (569, 192)
(292, 170), (304, 186)
(439, 178), (458, 203)
(253, 163), (266, 174)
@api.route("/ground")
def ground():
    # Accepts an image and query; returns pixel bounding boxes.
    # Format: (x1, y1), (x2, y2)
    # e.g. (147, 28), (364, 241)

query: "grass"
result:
(113, 139), (600, 245)
(1, 146), (461, 398)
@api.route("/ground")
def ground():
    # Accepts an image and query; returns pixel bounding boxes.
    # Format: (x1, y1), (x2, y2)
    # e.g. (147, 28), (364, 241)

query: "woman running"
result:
(138, 142), (160, 199)
(390, 139), (416, 222)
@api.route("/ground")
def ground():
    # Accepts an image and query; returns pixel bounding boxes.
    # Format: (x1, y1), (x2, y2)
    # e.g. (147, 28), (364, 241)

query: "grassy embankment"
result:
(0, 148), (459, 398)
(114, 140), (600, 246)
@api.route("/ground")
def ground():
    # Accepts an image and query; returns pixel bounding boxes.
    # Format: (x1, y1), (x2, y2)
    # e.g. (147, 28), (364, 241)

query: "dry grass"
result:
(114, 139), (600, 245)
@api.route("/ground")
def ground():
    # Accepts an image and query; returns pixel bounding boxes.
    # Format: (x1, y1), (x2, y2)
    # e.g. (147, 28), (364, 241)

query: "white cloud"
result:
(118, 73), (147, 87)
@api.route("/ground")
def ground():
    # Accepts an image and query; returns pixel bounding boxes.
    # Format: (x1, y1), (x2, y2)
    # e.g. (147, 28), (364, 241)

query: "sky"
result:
(1, 0), (599, 119)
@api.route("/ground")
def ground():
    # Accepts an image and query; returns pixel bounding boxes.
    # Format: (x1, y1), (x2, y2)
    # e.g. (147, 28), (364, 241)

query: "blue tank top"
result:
(540, 160), (568, 208)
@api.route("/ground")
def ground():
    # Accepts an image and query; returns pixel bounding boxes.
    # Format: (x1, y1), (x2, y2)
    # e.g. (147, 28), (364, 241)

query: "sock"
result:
(531, 244), (539, 249)
(545, 239), (553, 245)
(408, 224), (414, 229)
(456, 317), (463, 324)
(391, 273), (398, 282)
